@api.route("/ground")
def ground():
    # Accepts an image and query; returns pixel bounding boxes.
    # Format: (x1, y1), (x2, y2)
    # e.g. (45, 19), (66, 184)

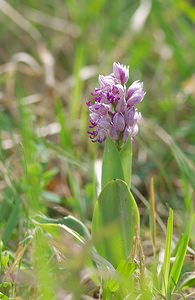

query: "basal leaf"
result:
(92, 179), (139, 267)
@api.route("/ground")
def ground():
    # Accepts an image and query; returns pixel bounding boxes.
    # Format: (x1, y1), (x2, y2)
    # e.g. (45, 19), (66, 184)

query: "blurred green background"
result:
(0, 0), (195, 298)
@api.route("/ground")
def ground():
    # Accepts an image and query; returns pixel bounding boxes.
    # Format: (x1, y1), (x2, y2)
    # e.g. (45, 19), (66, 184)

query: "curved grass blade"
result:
(34, 214), (91, 240)
(179, 273), (195, 290)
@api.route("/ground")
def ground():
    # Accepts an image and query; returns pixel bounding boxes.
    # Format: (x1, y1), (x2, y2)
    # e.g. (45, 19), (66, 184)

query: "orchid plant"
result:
(33, 63), (193, 300)
(87, 63), (145, 267)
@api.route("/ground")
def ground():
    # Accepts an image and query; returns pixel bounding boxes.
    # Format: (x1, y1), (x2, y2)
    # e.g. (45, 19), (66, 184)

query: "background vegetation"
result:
(0, 0), (194, 299)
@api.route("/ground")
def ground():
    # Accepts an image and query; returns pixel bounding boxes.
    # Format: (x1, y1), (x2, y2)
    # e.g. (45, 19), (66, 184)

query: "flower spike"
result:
(87, 62), (145, 145)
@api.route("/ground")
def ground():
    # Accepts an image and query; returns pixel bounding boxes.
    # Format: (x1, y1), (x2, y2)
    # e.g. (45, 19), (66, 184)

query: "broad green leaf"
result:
(168, 214), (194, 296)
(161, 208), (173, 296)
(119, 137), (132, 187)
(101, 138), (124, 189)
(34, 220), (86, 245)
(92, 179), (140, 267)
(34, 215), (91, 240)
(34, 221), (100, 277)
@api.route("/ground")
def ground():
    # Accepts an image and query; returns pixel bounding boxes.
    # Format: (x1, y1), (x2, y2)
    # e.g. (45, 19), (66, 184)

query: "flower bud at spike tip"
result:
(113, 62), (129, 85)
(87, 62), (145, 145)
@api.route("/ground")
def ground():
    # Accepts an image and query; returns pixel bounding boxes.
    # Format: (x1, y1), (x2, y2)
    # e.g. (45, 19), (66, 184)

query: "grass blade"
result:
(161, 208), (173, 297)
(149, 177), (156, 256)
(168, 214), (194, 297)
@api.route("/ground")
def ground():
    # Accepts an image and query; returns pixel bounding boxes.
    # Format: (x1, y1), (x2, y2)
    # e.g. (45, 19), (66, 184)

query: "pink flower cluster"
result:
(87, 63), (145, 144)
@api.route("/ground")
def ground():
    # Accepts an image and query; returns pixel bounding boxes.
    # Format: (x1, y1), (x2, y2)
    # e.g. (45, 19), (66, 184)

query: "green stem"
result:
(120, 137), (132, 188)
